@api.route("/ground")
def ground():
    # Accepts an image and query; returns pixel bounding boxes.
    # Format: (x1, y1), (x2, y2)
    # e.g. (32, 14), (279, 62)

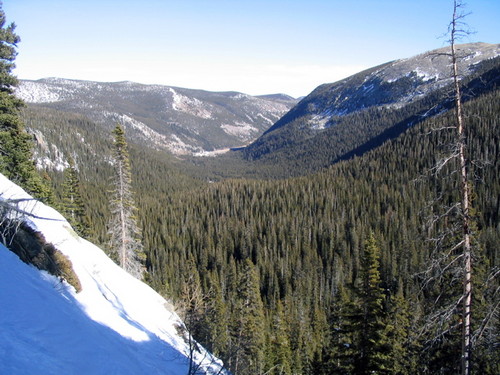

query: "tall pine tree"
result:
(355, 232), (391, 374)
(266, 299), (292, 375)
(61, 156), (88, 237)
(0, 5), (51, 201)
(108, 124), (144, 279)
(324, 285), (358, 374)
(230, 259), (266, 375)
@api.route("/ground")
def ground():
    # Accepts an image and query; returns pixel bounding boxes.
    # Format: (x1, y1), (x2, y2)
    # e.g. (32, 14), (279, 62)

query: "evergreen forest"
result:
(26, 82), (500, 375)
(1, 2), (498, 372)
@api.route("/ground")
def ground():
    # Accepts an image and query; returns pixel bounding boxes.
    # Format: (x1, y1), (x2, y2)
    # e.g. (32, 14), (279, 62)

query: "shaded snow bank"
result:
(0, 173), (225, 375)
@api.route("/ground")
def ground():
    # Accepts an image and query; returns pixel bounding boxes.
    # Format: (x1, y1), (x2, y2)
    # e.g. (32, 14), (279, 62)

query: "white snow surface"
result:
(220, 122), (258, 138)
(0, 174), (224, 375)
(169, 88), (213, 119)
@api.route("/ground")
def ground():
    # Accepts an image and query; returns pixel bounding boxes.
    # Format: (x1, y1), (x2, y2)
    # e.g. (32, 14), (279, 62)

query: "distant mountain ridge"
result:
(16, 79), (298, 156)
(242, 43), (500, 168)
(15, 43), (500, 179)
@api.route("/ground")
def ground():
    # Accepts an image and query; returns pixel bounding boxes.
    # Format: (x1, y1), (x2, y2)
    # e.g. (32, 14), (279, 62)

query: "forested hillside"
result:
(134, 88), (499, 374)
(19, 64), (500, 374)
(31, 82), (498, 374)
(3, 1), (499, 374)
(239, 51), (500, 177)
(17, 79), (297, 156)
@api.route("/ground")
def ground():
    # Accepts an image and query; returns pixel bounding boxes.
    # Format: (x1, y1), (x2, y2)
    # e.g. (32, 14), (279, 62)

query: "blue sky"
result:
(4, 0), (499, 97)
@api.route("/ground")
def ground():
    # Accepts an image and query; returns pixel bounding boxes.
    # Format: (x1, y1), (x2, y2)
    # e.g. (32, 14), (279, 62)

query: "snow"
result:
(34, 143), (68, 172)
(166, 134), (206, 155)
(220, 122), (258, 138)
(15, 81), (61, 103)
(169, 88), (213, 119)
(0, 174), (225, 375)
(193, 148), (231, 157)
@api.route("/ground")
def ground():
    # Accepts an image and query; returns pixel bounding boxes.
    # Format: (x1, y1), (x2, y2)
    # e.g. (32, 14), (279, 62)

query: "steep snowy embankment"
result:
(0, 174), (224, 375)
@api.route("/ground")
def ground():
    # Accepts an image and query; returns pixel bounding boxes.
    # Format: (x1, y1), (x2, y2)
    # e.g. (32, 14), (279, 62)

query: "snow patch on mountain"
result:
(221, 122), (258, 138)
(309, 114), (331, 130)
(15, 81), (61, 103)
(112, 113), (205, 155)
(35, 144), (68, 172)
(382, 43), (499, 85)
(169, 88), (213, 119)
(256, 113), (275, 124)
(231, 93), (250, 100)
(193, 148), (231, 157)
(167, 134), (205, 155)
(116, 113), (169, 145)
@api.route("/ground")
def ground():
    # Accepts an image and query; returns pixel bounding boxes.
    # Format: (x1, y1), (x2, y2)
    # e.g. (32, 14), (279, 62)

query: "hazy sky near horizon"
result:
(4, 0), (500, 97)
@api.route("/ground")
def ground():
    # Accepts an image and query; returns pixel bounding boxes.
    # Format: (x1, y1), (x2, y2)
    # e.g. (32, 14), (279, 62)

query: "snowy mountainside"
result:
(0, 173), (225, 375)
(16, 79), (297, 156)
(266, 43), (499, 133)
(242, 42), (500, 165)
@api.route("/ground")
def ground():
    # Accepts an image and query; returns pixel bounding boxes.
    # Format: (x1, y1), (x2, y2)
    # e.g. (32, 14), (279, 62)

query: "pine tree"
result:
(230, 258), (266, 375)
(203, 273), (230, 360)
(267, 300), (292, 375)
(355, 232), (391, 375)
(178, 260), (206, 375)
(324, 286), (358, 374)
(108, 124), (144, 279)
(0, 6), (51, 201)
(61, 156), (88, 236)
(385, 283), (414, 374)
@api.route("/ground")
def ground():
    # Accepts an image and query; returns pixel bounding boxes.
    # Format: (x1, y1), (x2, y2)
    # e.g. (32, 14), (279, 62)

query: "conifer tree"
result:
(385, 284), (414, 374)
(178, 261), (206, 375)
(61, 156), (88, 236)
(0, 6), (51, 201)
(324, 286), (358, 374)
(267, 300), (292, 375)
(230, 258), (266, 375)
(203, 273), (230, 360)
(108, 123), (144, 279)
(355, 232), (391, 375)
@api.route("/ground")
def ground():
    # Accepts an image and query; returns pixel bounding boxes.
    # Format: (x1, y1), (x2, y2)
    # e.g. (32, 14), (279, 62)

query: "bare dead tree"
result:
(418, 2), (499, 375)
(0, 197), (62, 246)
(176, 272), (228, 375)
(448, 2), (473, 373)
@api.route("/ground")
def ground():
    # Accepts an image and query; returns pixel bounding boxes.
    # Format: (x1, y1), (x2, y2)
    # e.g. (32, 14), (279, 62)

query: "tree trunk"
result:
(450, 2), (472, 374)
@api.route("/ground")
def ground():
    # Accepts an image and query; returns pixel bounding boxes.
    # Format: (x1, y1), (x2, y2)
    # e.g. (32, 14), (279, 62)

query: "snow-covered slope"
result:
(242, 42), (500, 165)
(264, 43), (500, 134)
(0, 174), (224, 375)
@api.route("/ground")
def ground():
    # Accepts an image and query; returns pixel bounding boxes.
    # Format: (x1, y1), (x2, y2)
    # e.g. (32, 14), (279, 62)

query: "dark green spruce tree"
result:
(0, 5), (51, 201)
(61, 156), (88, 237)
(324, 285), (358, 374)
(266, 299), (292, 375)
(230, 258), (266, 375)
(385, 283), (415, 374)
(355, 232), (391, 374)
(202, 273), (230, 360)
